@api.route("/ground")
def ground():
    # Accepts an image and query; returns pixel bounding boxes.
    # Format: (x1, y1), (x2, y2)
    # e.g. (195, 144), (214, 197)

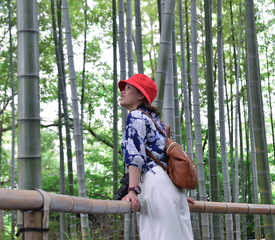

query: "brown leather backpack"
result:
(140, 110), (198, 190)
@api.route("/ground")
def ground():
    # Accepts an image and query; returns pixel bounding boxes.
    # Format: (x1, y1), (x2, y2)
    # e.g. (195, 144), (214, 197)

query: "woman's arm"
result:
(122, 165), (141, 213)
(129, 165), (141, 187)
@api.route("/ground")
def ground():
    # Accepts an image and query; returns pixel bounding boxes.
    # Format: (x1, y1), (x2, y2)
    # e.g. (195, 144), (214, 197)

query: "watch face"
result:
(129, 186), (141, 194)
(134, 186), (141, 194)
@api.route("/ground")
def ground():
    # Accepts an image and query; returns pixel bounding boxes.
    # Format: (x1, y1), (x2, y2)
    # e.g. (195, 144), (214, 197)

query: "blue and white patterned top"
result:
(121, 108), (168, 175)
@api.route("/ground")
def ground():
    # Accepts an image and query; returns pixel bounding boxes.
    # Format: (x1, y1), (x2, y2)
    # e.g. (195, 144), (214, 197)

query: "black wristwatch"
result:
(128, 186), (141, 194)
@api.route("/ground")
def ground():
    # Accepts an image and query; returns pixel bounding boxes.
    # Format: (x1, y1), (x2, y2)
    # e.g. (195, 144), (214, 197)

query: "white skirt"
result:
(138, 165), (194, 240)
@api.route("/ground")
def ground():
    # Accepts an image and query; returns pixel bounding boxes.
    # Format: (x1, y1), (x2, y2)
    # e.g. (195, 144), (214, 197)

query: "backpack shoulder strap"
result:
(138, 109), (167, 137)
(138, 109), (169, 173)
(146, 149), (168, 173)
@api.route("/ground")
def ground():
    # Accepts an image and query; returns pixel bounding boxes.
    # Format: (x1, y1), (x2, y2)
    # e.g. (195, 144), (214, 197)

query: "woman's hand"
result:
(122, 191), (140, 213)
(187, 197), (195, 204)
(122, 166), (141, 213)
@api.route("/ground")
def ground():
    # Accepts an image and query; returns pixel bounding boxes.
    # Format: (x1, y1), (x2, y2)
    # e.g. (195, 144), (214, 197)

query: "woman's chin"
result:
(120, 102), (128, 109)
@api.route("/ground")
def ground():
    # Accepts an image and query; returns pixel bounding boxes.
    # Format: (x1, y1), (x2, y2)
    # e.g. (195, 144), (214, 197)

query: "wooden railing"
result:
(0, 188), (274, 239)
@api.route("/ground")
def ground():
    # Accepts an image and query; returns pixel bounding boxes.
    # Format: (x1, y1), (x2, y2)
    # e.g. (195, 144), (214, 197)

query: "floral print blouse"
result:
(121, 108), (168, 175)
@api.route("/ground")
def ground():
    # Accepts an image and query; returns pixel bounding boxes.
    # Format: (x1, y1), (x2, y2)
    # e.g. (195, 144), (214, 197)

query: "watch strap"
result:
(128, 186), (141, 194)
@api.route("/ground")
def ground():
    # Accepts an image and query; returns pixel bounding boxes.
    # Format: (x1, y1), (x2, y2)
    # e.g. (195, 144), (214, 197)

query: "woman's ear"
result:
(138, 92), (145, 101)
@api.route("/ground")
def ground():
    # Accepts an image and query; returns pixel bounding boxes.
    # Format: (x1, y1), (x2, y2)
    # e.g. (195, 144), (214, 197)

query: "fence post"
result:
(23, 211), (43, 239)
(16, 189), (51, 240)
(37, 189), (51, 240)
(0, 210), (4, 236)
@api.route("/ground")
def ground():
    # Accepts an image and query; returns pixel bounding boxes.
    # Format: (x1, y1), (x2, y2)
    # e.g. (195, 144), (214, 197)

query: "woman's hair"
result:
(137, 98), (160, 116)
(135, 87), (160, 115)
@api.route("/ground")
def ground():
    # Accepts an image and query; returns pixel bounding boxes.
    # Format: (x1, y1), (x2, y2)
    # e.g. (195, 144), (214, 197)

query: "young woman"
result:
(119, 74), (194, 240)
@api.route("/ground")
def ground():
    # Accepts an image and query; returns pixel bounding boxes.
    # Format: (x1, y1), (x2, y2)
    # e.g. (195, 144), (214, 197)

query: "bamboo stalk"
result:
(0, 189), (274, 216)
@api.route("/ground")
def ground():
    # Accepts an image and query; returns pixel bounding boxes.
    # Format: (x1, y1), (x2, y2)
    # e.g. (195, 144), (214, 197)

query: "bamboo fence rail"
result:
(0, 188), (274, 215)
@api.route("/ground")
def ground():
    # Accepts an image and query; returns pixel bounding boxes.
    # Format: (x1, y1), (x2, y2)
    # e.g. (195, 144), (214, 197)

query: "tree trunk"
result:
(81, 0), (88, 149)
(62, 0), (89, 238)
(245, 0), (275, 238)
(191, 0), (210, 237)
(17, 0), (41, 190)
(125, 1), (137, 238)
(8, 0), (16, 237)
(154, 0), (176, 112)
(50, 2), (67, 239)
(118, 0), (128, 128)
(204, 0), (223, 238)
(240, 79), (247, 240)
(184, 0), (192, 119)
(52, 1), (78, 238)
(178, 0), (188, 149)
(56, 0), (77, 238)
(17, 0), (42, 235)
(233, 4), (242, 239)
(127, 0), (134, 77)
(0, 82), (8, 237)
(229, 0), (238, 82)
(265, 46), (275, 164)
(157, 0), (162, 34)
(217, 0), (233, 238)
(112, 0), (119, 239)
(229, 1), (237, 209)
(163, 24), (175, 138)
(135, 0), (144, 74)
(172, 20), (181, 145)
(245, 38), (261, 240)
(58, 75), (66, 240)
(190, 0), (210, 238)
(223, 58), (235, 208)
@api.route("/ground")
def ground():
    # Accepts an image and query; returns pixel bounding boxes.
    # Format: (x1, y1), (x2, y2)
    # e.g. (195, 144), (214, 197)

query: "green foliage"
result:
(84, 128), (124, 200)
(0, 212), (16, 239)
(41, 129), (60, 192)
(0, 129), (17, 188)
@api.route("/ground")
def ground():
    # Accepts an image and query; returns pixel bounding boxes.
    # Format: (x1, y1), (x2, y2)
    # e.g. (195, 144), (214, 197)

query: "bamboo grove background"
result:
(0, 0), (274, 239)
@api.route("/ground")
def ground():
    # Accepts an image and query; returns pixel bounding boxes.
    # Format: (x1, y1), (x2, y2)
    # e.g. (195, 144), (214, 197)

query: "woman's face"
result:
(120, 84), (144, 111)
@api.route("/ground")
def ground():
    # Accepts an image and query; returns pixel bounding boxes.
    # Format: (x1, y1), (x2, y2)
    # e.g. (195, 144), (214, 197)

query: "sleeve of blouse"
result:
(122, 112), (147, 171)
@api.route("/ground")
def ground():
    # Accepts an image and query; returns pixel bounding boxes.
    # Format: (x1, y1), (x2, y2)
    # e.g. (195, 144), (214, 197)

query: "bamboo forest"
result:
(0, 0), (274, 239)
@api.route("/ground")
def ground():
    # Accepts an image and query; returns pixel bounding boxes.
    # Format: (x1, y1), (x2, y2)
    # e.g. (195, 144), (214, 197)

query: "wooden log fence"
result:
(0, 188), (274, 215)
(0, 188), (274, 239)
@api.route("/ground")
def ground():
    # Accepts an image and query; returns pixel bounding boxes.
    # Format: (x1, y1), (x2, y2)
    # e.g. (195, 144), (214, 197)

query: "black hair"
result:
(135, 87), (160, 116)
(137, 98), (160, 116)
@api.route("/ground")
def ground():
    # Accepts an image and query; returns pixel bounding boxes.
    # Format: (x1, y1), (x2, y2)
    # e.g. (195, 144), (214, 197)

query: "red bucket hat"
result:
(118, 74), (157, 105)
